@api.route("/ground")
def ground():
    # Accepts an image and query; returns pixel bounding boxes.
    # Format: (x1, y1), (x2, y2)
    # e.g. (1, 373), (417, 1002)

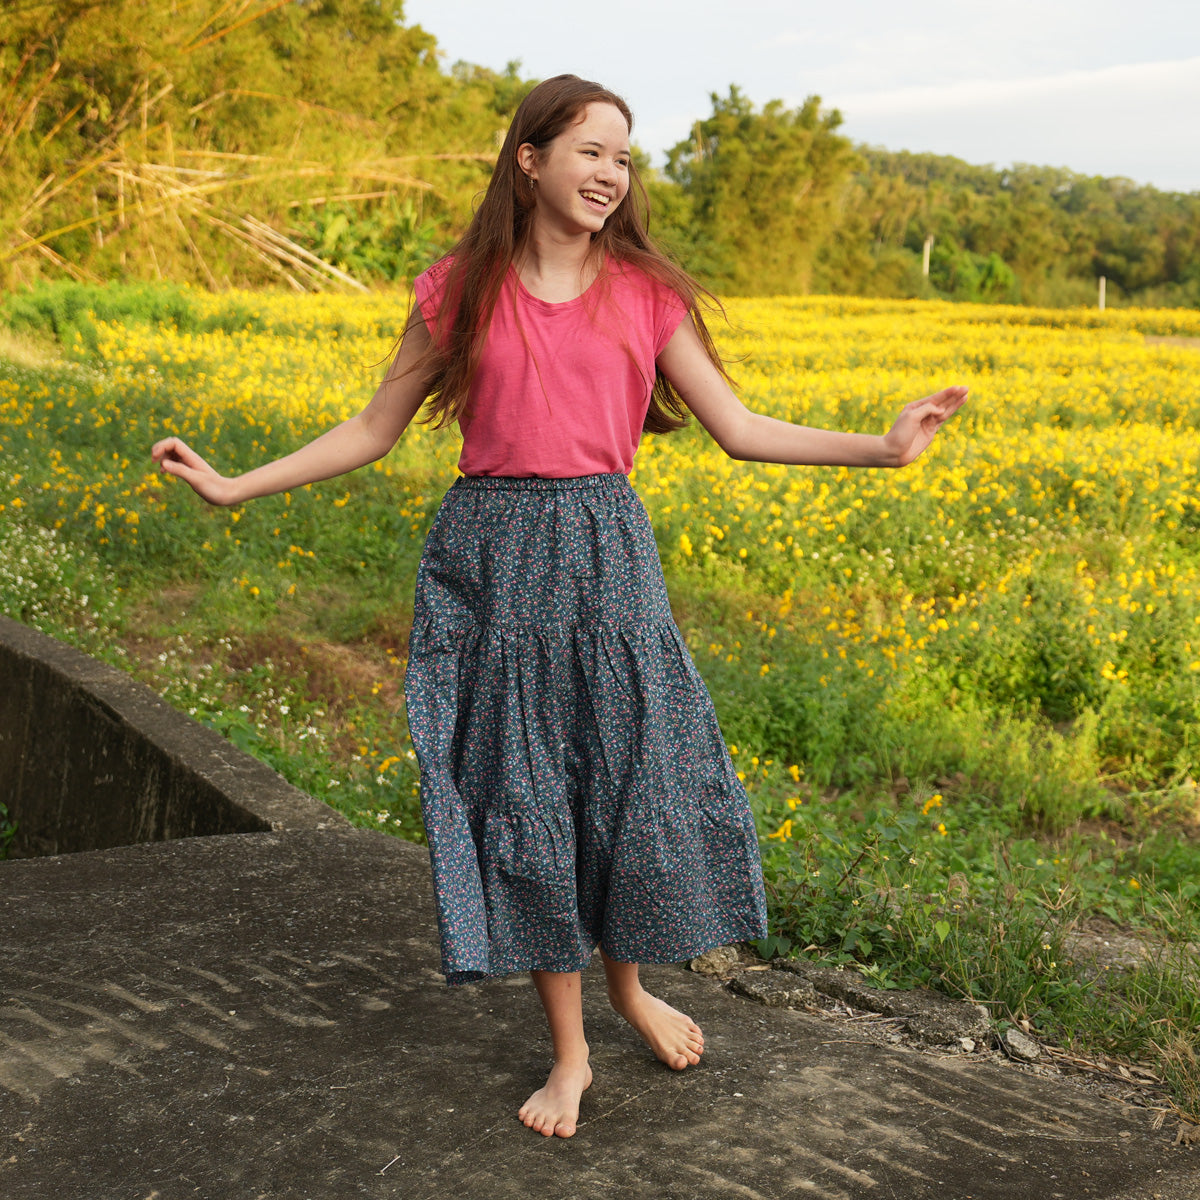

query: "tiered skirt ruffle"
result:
(404, 473), (767, 985)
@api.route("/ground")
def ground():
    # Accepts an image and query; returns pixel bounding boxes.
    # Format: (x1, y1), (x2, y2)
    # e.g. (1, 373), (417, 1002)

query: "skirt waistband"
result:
(451, 473), (628, 493)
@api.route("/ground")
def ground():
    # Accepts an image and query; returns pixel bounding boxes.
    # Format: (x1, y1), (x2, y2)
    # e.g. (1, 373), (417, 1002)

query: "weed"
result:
(0, 802), (16, 859)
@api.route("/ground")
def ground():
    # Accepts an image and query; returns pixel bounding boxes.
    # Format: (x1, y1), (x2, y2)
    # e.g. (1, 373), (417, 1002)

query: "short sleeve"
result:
(413, 257), (454, 349)
(654, 286), (689, 356)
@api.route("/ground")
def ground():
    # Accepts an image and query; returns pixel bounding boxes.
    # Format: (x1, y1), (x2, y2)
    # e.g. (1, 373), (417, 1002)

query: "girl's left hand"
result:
(883, 386), (969, 466)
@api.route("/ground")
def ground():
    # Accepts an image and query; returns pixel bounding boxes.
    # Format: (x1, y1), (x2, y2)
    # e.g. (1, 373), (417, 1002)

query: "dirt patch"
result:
(226, 631), (403, 710)
(1064, 915), (1199, 978)
(354, 610), (413, 657)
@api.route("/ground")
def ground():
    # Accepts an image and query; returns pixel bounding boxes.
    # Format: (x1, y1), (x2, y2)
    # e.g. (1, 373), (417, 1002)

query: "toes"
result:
(519, 1106), (547, 1133)
(555, 1120), (577, 1138)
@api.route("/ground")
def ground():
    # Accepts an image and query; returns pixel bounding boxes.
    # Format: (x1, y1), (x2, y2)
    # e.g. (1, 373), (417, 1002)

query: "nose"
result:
(595, 157), (618, 184)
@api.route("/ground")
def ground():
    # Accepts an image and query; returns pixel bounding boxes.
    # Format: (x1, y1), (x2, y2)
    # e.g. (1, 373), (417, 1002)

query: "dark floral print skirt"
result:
(404, 473), (767, 985)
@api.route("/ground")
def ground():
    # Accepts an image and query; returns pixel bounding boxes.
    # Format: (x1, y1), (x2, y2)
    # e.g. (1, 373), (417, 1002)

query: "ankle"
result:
(606, 979), (644, 1008)
(553, 1043), (590, 1068)
(602, 966), (642, 1003)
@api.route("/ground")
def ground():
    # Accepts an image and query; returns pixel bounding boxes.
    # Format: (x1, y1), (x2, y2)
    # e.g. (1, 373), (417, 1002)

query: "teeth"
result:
(581, 191), (609, 205)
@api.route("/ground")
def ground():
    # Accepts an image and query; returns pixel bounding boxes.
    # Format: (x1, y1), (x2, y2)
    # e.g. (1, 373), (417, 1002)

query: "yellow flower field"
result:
(3, 290), (1200, 826)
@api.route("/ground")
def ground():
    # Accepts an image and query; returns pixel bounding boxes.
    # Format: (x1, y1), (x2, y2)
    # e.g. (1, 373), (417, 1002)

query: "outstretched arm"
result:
(657, 318), (967, 468)
(151, 309), (434, 506)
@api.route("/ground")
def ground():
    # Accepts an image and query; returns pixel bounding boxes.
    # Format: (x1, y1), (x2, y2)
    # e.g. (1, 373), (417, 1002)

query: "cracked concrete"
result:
(2, 827), (1196, 1200)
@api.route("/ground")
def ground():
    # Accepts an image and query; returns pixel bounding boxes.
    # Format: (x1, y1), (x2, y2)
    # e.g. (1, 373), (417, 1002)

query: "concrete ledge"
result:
(0, 616), (344, 856)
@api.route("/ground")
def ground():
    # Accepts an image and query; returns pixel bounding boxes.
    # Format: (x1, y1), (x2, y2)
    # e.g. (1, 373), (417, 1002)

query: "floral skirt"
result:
(404, 473), (767, 985)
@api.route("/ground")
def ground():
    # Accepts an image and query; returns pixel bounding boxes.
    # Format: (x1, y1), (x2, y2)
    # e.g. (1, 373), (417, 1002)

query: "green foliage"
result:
(752, 787), (1200, 1117)
(756, 801), (1086, 1012)
(664, 88), (858, 294)
(653, 98), (1200, 306)
(1, 282), (196, 352)
(292, 197), (445, 283)
(928, 242), (1020, 304)
(834, 150), (1200, 308)
(1, 0), (1197, 304)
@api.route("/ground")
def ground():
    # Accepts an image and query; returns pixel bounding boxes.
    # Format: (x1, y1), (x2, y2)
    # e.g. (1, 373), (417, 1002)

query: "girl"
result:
(153, 74), (966, 1140)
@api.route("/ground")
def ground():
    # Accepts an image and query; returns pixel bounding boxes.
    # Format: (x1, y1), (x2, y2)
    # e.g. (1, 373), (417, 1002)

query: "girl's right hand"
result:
(151, 437), (239, 506)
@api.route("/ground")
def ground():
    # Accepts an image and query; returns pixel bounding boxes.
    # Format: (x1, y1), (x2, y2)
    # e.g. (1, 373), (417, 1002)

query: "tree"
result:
(664, 87), (858, 295)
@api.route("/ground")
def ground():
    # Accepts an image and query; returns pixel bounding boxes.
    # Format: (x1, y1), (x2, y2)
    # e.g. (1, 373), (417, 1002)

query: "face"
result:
(519, 102), (631, 237)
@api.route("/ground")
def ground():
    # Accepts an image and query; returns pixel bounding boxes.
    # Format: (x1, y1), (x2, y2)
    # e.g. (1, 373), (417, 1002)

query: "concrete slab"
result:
(0, 615), (344, 858)
(2, 828), (1194, 1199)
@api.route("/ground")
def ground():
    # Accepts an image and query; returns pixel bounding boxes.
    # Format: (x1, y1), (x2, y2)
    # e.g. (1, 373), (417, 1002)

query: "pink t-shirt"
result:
(413, 257), (688, 477)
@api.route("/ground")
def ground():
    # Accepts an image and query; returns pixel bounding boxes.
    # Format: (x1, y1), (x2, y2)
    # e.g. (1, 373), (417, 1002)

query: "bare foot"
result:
(609, 987), (704, 1070)
(517, 1059), (593, 1138)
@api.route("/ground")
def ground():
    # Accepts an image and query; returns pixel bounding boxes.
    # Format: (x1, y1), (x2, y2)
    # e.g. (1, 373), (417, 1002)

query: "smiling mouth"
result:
(580, 190), (611, 209)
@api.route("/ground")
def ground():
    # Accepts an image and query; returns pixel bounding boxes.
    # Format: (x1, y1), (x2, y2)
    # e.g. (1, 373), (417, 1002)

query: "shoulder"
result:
(413, 256), (462, 351)
(602, 257), (690, 354)
(414, 254), (454, 303)
(605, 257), (688, 317)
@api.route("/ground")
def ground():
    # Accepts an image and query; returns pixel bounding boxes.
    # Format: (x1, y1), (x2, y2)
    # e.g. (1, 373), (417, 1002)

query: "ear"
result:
(517, 142), (538, 182)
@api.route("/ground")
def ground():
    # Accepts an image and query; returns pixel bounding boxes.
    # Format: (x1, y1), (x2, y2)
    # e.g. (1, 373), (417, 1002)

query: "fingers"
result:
(922, 386), (968, 410)
(152, 436), (202, 468)
(906, 386), (968, 426)
(936, 385), (969, 411)
(152, 437), (216, 486)
(150, 436), (182, 463)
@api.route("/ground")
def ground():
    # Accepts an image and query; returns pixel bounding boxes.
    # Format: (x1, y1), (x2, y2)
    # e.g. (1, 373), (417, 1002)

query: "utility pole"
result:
(1098, 275), (1106, 311)
(922, 235), (934, 277)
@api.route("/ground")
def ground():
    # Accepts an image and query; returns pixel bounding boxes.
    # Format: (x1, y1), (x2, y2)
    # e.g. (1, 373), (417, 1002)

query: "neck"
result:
(516, 222), (596, 284)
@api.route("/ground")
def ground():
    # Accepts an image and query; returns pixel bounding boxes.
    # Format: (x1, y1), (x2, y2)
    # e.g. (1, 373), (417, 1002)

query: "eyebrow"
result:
(580, 139), (631, 155)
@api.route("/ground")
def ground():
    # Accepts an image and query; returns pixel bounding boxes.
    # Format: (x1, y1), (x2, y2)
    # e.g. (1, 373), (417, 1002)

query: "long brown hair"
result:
(415, 74), (729, 434)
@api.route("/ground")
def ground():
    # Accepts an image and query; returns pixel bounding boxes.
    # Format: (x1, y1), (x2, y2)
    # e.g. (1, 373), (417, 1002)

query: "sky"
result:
(401, 0), (1200, 193)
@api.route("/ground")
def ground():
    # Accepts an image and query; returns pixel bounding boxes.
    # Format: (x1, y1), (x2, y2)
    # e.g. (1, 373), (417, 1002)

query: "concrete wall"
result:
(0, 617), (345, 857)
